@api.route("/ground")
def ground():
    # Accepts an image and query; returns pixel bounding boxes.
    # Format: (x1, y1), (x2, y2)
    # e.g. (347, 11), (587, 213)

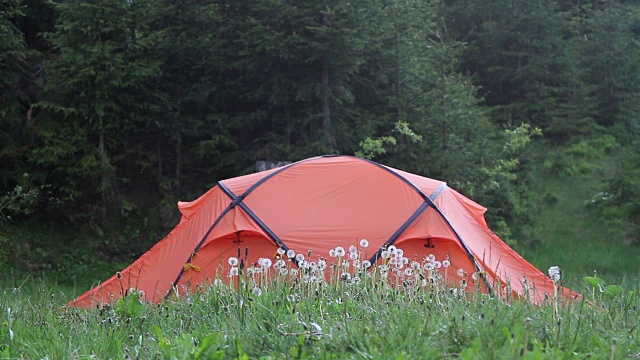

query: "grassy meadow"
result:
(1, 252), (639, 359)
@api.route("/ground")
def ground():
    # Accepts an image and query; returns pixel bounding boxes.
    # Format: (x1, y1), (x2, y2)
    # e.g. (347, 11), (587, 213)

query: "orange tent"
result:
(69, 155), (577, 307)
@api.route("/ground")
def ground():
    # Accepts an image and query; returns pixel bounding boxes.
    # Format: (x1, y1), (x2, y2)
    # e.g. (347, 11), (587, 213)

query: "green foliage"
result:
(1, 274), (640, 358)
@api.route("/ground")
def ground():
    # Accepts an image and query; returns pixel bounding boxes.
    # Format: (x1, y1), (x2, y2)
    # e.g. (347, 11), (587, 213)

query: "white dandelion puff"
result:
(329, 248), (337, 257)
(251, 286), (262, 297)
(548, 266), (562, 283)
(427, 254), (436, 262)
(287, 249), (296, 258)
(349, 252), (359, 261)
(388, 245), (397, 254)
(442, 260), (451, 268)
(434, 261), (441, 269)
(381, 250), (391, 259)
(335, 247), (346, 257)
(277, 248), (286, 255)
(349, 245), (358, 254)
(296, 253), (305, 262)
(456, 268), (465, 277)
(360, 239), (369, 248)
(229, 267), (239, 276)
(259, 258), (272, 268)
(228, 257), (238, 266)
(404, 268), (413, 276)
(361, 260), (372, 269)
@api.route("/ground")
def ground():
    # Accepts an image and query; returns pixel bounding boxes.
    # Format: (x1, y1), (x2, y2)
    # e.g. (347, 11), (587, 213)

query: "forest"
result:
(1, 0), (640, 283)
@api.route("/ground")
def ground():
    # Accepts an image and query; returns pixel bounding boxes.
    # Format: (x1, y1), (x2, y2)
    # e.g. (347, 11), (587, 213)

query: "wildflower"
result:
(229, 267), (239, 276)
(457, 268), (465, 277)
(287, 294), (298, 302)
(329, 248), (337, 257)
(433, 261), (442, 269)
(349, 245), (358, 254)
(277, 248), (286, 255)
(296, 253), (305, 262)
(341, 272), (351, 281)
(335, 247), (346, 257)
(361, 260), (372, 269)
(442, 260), (451, 268)
(246, 267), (255, 276)
(360, 239), (369, 248)
(395, 262), (404, 269)
(427, 254), (436, 262)
(424, 262), (435, 271)
(381, 250), (391, 259)
(389, 257), (398, 265)
(289, 269), (299, 276)
(298, 260), (308, 269)
(402, 257), (409, 265)
(548, 266), (562, 283)
(275, 259), (286, 268)
(396, 249), (404, 258)
(351, 276), (361, 285)
(471, 272), (479, 281)
(379, 264), (389, 274)
(342, 260), (350, 268)
(259, 258), (273, 268)
(411, 261), (421, 270)
(228, 257), (239, 266)
(404, 268), (413, 276)
(460, 280), (468, 288)
(287, 249), (296, 259)
(279, 268), (289, 275)
(388, 245), (397, 254)
(349, 252), (359, 261)
(318, 259), (327, 270)
(252, 286), (262, 296)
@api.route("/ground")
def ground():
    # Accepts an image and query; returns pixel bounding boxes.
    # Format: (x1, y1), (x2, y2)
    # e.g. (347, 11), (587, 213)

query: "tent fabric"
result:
(69, 155), (578, 307)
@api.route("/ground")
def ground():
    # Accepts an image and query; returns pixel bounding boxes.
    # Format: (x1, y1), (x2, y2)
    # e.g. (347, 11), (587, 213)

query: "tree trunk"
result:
(321, 56), (336, 150)
(175, 128), (182, 197)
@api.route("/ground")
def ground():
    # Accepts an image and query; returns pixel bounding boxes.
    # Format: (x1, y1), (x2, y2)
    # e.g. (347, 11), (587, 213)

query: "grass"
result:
(2, 251), (640, 359)
(517, 143), (640, 283)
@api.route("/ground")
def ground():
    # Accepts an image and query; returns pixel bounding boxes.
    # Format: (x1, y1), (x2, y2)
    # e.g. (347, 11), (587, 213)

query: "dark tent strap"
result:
(217, 182), (292, 254)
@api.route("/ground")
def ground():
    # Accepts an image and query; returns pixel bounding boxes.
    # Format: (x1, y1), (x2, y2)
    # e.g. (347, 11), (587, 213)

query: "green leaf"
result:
(603, 285), (622, 299)
(583, 276), (605, 289)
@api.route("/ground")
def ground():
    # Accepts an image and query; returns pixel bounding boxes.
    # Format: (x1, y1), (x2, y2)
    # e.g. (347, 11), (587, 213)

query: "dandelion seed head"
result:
(341, 272), (351, 281)
(396, 249), (404, 258)
(329, 248), (337, 257)
(277, 248), (286, 255)
(251, 287), (262, 297)
(286, 249), (296, 258)
(260, 258), (273, 268)
(471, 272), (479, 281)
(289, 268), (299, 276)
(349, 252), (359, 261)
(457, 268), (465, 277)
(388, 245), (397, 254)
(229, 267), (239, 276)
(318, 259), (327, 270)
(349, 245), (358, 254)
(335, 247), (346, 257)
(427, 254), (436, 262)
(548, 266), (562, 283)
(279, 267), (289, 275)
(360, 239), (369, 248)
(404, 268), (413, 276)
(434, 261), (441, 269)
(296, 253), (305, 262)
(442, 260), (451, 268)
(381, 250), (391, 259)
(362, 260), (372, 268)
(228, 257), (239, 266)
